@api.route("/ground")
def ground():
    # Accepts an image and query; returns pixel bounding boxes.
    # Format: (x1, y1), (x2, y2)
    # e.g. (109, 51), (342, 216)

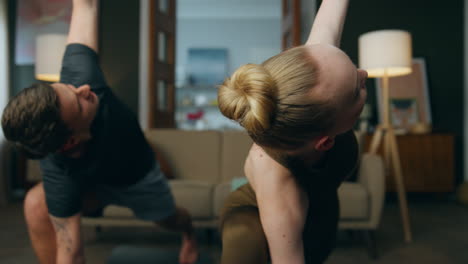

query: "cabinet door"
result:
(365, 133), (455, 192)
(148, 0), (176, 128)
(282, 0), (301, 50)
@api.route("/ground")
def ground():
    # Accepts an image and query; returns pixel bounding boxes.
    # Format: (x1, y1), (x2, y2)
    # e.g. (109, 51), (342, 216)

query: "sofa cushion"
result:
(145, 129), (221, 182)
(338, 182), (369, 219)
(169, 180), (214, 219)
(103, 205), (135, 218)
(220, 130), (253, 182)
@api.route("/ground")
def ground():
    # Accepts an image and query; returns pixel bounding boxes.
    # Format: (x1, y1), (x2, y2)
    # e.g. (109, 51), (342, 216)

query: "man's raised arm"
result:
(67, 0), (99, 52)
(306, 0), (350, 47)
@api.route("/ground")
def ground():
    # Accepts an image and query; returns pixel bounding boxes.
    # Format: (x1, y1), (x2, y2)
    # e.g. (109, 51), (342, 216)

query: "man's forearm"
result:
(68, 0), (99, 52)
(57, 249), (85, 264)
(306, 0), (350, 47)
(50, 215), (85, 264)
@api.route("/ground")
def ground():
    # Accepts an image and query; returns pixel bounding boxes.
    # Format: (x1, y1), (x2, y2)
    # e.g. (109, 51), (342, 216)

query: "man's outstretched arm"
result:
(306, 0), (350, 47)
(67, 0), (99, 52)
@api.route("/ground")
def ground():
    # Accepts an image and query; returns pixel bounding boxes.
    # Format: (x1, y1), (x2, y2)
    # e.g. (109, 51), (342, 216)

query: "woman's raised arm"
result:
(306, 0), (350, 47)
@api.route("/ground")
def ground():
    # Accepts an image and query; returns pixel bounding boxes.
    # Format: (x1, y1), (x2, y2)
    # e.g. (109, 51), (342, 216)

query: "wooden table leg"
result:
(369, 126), (384, 155)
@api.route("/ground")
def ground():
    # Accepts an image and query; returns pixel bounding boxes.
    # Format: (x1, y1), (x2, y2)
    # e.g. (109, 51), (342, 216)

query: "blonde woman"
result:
(218, 0), (368, 263)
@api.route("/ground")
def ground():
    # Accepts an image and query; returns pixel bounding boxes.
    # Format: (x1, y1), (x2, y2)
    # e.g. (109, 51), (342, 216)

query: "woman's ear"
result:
(314, 135), (335, 151)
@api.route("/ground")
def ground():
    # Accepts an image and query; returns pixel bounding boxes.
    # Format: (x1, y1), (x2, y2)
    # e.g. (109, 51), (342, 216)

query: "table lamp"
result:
(359, 29), (413, 242)
(35, 34), (67, 82)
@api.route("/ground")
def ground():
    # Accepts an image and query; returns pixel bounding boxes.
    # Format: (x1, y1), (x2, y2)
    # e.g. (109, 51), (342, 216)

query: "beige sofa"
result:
(27, 129), (385, 255)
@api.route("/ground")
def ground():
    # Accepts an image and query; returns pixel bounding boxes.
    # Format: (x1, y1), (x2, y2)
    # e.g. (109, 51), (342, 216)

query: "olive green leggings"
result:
(220, 207), (269, 264)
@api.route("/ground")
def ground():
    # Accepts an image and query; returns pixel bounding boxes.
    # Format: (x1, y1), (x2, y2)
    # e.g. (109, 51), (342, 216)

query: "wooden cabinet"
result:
(365, 133), (454, 192)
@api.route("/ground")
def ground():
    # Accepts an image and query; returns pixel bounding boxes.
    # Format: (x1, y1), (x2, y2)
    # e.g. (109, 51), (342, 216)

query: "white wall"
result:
(176, 18), (281, 85)
(176, 0), (281, 86)
(177, 0), (280, 19)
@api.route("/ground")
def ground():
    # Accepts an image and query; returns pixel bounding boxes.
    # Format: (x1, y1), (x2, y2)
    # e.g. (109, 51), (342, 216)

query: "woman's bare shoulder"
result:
(245, 144), (293, 191)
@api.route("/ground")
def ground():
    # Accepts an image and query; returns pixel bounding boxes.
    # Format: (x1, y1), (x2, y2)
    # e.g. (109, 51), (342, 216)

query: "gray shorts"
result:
(92, 163), (176, 221)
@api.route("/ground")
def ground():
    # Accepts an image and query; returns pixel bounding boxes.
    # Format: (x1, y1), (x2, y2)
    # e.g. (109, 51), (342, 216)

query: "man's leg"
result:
(156, 206), (198, 264)
(24, 183), (56, 264)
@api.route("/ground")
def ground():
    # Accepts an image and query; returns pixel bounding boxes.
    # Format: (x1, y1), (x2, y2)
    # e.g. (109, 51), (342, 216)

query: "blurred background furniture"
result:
(365, 133), (454, 193)
(25, 129), (385, 257)
(359, 29), (413, 242)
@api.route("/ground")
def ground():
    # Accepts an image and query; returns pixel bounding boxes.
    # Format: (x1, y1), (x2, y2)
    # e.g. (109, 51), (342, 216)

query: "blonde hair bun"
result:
(218, 63), (277, 134)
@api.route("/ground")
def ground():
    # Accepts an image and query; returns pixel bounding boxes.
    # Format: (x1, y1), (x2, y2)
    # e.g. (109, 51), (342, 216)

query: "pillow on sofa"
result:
(231, 177), (249, 191)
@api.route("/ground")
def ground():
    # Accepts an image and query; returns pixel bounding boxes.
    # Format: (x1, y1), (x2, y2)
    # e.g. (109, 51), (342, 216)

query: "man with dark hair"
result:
(3, 82), (71, 158)
(1, 1), (198, 263)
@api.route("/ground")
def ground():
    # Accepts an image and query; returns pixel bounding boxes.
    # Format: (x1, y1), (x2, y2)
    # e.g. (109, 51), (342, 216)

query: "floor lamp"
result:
(359, 30), (413, 242)
(35, 34), (67, 82)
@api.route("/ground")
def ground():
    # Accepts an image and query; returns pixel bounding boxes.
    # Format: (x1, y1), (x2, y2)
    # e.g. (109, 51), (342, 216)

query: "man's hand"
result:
(49, 213), (85, 264)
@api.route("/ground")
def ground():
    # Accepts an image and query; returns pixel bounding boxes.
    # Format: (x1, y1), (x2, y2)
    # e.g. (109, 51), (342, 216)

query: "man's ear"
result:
(314, 135), (335, 151)
(58, 136), (80, 153)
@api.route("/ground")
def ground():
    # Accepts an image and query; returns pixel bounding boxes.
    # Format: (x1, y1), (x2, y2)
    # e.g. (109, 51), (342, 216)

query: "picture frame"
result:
(376, 58), (432, 131)
(389, 98), (419, 131)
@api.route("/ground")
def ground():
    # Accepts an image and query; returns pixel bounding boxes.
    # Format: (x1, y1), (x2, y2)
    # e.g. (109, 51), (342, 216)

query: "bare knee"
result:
(24, 183), (49, 227)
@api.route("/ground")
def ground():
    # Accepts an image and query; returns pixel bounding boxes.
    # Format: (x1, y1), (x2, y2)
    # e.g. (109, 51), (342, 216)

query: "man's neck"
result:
(61, 143), (87, 158)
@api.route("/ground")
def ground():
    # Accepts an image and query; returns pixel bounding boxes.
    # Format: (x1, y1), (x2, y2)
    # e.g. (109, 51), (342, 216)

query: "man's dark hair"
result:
(1, 82), (71, 159)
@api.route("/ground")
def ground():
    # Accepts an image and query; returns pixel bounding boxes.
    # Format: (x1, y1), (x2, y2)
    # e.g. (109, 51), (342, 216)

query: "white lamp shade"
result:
(35, 34), (67, 82)
(358, 30), (412, 78)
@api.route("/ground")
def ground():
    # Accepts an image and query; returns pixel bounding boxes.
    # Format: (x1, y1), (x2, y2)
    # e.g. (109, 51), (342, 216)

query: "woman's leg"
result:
(221, 207), (269, 264)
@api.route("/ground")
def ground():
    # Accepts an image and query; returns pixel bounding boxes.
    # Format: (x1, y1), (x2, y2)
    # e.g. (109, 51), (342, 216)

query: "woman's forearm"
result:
(306, 0), (350, 47)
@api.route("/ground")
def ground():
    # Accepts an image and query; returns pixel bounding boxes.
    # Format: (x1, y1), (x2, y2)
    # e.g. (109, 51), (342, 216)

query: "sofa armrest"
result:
(357, 153), (385, 229)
